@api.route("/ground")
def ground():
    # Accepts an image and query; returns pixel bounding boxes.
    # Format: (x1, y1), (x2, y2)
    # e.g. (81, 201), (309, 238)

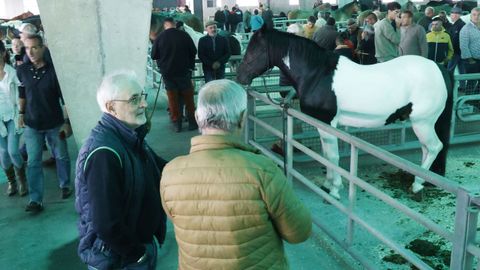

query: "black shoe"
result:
(25, 202), (43, 213)
(61, 187), (72, 199)
(42, 157), (56, 167)
(174, 121), (182, 133)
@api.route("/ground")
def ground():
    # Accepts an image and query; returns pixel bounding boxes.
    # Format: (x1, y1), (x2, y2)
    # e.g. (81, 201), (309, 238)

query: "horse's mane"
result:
(264, 29), (338, 74)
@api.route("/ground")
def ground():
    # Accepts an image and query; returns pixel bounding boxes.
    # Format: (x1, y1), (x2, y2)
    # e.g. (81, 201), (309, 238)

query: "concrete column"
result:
(37, 0), (152, 146)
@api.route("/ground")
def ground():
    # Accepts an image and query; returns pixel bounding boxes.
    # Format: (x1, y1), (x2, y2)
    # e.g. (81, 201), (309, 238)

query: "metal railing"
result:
(245, 88), (480, 269)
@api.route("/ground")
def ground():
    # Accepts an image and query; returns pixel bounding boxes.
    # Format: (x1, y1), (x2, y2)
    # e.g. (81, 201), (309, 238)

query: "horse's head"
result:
(236, 25), (271, 85)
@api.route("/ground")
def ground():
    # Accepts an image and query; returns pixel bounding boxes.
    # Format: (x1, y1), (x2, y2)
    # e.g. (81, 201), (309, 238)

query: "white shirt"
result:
(0, 64), (20, 135)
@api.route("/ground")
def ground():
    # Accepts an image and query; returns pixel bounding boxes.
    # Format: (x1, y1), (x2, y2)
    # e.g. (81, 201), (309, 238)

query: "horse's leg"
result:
(410, 120), (443, 193)
(317, 126), (342, 199)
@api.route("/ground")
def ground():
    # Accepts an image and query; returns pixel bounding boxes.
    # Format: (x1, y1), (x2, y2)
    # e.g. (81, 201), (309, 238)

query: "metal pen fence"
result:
(245, 87), (480, 270)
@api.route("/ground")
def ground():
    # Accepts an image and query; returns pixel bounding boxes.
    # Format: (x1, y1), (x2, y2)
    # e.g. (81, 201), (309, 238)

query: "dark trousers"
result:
(166, 88), (195, 123)
(204, 68), (225, 83)
(463, 59), (480, 94)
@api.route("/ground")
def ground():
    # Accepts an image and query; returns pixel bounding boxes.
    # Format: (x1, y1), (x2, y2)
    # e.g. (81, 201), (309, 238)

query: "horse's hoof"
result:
(329, 189), (341, 200)
(411, 182), (424, 193)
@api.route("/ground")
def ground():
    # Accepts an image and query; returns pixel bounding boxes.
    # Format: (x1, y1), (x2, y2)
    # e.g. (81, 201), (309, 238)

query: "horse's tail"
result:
(431, 65), (454, 175)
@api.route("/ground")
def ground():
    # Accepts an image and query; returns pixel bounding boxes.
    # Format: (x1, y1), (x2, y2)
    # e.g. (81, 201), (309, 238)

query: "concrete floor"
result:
(0, 102), (357, 270)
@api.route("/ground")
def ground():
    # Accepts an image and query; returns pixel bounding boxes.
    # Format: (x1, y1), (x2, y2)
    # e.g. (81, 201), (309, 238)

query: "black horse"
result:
(237, 26), (453, 199)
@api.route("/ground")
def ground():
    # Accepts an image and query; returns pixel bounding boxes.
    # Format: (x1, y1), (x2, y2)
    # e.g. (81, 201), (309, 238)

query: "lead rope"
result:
(147, 75), (163, 132)
(261, 72), (296, 176)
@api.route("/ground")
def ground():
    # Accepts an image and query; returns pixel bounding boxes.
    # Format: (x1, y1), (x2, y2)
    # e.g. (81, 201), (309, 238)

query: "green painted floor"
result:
(0, 101), (356, 270)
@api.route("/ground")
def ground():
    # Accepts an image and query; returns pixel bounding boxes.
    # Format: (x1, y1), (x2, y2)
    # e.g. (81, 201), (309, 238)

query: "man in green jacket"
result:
(374, 2), (401, 62)
(160, 79), (312, 270)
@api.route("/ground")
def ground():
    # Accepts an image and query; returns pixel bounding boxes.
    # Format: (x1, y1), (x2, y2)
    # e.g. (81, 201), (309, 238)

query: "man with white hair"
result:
(418, 6), (435, 32)
(160, 79), (312, 269)
(75, 71), (167, 270)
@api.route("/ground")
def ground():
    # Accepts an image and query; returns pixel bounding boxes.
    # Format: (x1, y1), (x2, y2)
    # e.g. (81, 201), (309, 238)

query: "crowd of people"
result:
(3, 1), (480, 269)
(282, 2), (479, 77)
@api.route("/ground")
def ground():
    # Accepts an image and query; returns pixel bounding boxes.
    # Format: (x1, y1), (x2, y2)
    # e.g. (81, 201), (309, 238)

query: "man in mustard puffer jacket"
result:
(160, 79), (312, 270)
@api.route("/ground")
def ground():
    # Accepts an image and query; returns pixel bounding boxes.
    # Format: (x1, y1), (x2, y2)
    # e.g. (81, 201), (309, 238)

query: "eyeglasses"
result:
(111, 92), (148, 105)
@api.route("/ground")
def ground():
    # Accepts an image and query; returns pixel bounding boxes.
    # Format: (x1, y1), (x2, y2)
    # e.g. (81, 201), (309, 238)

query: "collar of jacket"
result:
(99, 113), (147, 149)
(190, 134), (260, 154)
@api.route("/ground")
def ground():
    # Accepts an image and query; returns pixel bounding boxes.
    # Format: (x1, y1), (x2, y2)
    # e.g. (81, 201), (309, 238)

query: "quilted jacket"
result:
(160, 135), (312, 270)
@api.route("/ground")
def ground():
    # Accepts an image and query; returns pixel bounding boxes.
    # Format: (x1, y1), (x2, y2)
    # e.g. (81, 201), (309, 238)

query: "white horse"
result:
(237, 27), (453, 199)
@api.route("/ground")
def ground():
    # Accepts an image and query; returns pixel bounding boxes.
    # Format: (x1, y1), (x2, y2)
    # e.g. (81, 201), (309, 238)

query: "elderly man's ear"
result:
(106, 102), (116, 115)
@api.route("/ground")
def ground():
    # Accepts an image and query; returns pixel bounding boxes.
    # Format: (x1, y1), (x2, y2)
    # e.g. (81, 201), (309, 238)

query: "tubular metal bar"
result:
(248, 140), (284, 169)
(286, 115), (293, 185)
(286, 108), (461, 194)
(310, 216), (378, 270)
(467, 243), (480, 260)
(292, 169), (434, 270)
(451, 189), (480, 269)
(290, 138), (454, 242)
(247, 101), (456, 242)
(347, 145), (359, 246)
(248, 115), (284, 139)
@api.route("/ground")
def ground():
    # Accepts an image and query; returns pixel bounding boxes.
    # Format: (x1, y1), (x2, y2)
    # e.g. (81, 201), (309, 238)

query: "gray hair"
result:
(196, 79), (247, 133)
(96, 70), (142, 112)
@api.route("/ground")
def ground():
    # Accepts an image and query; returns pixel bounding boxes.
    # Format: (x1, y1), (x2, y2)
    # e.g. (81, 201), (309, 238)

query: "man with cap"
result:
(448, 7), (466, 74)
(151, 17), (198, 132)
(198, 20), (231, 83)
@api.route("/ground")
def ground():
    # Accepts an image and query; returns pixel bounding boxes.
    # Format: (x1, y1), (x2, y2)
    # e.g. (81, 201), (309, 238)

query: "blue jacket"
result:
(75, 113), (166, 269)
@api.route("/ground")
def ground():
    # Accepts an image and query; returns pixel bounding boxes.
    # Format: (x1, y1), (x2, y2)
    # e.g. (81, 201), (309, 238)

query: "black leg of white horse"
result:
(411, 120), (443, 193)
(317, 126), (342, 199)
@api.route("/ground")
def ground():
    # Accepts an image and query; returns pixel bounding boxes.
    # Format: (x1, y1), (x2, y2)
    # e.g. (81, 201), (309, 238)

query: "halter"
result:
(246, 40), (296, 176)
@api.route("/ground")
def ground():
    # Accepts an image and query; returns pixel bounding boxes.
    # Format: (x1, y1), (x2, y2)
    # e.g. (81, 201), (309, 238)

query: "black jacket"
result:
(198, 34), (231, 71)
(448, 19), (466, 55)
(151, 28), (196, 78)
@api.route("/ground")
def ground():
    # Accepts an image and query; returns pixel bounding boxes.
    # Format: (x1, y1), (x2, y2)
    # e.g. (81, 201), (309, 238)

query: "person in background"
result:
(250, 9), (264, 32)
(198, 21), (231, 83)
(17, 35), (72, 213)
(426, 17), (453, 66)
(374, 2), (401, 62)
(447, 7), (466, 74)
(75, 70), (167, 270)
(151, 17), (197, 133)
(357, 24), (377, 64)
(9, 38), (25, 68)
(0, 41), (27, 197)
(214, 8), (226, 30)
(418, 6), (435, 32)
(303, 16), (318, 40)
(398, 10), (428, 57)
(260, 4), (274, 30)
(243, 8), (252, 33)
(160, 79), (312, 269)
(313, 17), (338, 51)
(335, 33), (354, 60)
(460, 7), (480, 92)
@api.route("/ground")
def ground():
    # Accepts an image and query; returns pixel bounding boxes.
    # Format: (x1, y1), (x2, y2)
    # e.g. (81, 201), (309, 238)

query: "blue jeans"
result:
(0, 120), (23, 169)
(86, 241), (157, 270)
(24, 125), (70, 203)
